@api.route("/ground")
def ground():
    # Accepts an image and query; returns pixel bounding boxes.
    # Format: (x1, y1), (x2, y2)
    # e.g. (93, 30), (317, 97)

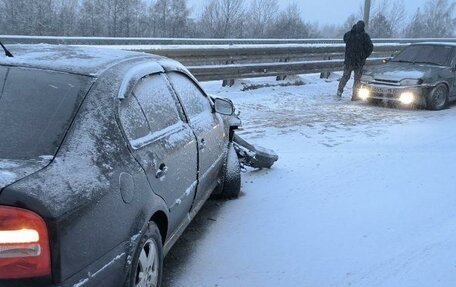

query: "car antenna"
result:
(0, 41), (13, 57)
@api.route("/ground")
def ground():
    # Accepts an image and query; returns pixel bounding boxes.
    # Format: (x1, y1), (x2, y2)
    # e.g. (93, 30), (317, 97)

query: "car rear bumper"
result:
(0, 277), (55, 287)
(0, 242), (129, 287)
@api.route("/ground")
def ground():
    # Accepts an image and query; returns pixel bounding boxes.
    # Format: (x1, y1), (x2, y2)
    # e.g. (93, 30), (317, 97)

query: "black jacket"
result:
(343, 26), (374, 67)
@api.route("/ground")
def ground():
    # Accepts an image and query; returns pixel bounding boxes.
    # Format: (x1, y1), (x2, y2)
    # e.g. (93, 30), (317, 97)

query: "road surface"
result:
(163, 75), (456, 287)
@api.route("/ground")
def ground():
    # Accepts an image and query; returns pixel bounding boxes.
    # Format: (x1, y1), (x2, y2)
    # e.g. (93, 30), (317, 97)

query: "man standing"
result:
(337, 20), (373, 100)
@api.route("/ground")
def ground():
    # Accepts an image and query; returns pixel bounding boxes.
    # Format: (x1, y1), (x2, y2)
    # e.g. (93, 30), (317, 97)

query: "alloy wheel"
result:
(135, 239), (160, 287)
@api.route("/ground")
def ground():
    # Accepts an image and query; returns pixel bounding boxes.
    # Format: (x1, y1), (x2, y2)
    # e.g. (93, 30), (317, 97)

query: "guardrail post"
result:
(276, 58), (289, 81)
(222, 79), (235, 87)
(320, 56), (332, 79)
(222, 60), (236, 87)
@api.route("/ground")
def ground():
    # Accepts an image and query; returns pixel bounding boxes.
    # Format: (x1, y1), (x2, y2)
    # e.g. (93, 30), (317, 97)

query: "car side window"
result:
(133, 74), (182, 134)
(119, 95), (150, 142)
(167, 72), (212, 118)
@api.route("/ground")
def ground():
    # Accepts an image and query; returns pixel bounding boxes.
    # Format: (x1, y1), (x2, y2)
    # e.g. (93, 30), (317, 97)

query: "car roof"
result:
(0, 44), (177, 76)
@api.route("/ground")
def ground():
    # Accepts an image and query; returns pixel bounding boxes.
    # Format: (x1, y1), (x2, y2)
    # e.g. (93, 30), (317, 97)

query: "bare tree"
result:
(369, 13), (393, 38)
(150, 0), (191, 37)
(0, 0), (26, 34)
(55, 0), (80, 36)
(337, 0), (405, 38)
(169, 0), (191, 37)
(79, 0), (110, 36)
(405, 0), (456, 37)
(319, 24), (341, 38)
(109, 0), (122, 37)
(369, 0), (405, 37)
(199, 0), (246, 38)
(199, 0), (218, 37)
(267, 3), (318, 39)
(152, 0), (171, 37)
(388, 0), (406, 33)
(404, 8), (426, 38)
(247, 0), (279, 38)
(1, 0), (453, 40)
(128, 0), (148, 37)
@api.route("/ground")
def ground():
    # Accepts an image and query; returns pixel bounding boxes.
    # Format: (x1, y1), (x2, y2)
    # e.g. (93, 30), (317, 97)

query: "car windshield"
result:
(392, 45), (454, 66)
(0, 67), (91, 160)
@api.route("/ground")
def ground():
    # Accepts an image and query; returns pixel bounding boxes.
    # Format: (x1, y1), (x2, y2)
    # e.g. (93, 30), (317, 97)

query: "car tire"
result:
(127, 222), (163, 287)
(219, 143), (241, 199)
(427, 84), (449, 111)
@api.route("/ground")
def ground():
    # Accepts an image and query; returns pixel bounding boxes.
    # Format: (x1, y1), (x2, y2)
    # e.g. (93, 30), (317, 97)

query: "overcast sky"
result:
(187, 0), (430, 25)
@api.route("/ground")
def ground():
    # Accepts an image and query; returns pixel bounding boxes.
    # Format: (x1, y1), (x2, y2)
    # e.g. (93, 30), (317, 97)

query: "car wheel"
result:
(219, 143), (241, 199)
(427, 84), (449, 110)
(127, 222), (163, 287)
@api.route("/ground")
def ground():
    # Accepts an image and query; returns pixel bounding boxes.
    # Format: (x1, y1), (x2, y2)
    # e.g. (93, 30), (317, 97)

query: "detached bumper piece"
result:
(233, 134), (279, 169)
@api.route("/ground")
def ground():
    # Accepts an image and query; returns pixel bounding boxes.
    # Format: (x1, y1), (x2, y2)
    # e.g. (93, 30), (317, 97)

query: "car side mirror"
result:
(214, 98), (234, 116)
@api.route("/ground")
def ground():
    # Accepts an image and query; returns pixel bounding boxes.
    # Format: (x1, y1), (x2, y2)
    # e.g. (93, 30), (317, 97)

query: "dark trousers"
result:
(337, 65), (363, 96)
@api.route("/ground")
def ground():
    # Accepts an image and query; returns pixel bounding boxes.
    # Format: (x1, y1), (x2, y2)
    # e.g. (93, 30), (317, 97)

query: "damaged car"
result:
(0, 44), (243, 287)
(358, 43), (456, 110)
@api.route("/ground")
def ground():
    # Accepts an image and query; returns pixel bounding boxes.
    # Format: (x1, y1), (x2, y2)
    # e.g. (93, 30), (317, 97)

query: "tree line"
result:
(0, 0), (454, 39)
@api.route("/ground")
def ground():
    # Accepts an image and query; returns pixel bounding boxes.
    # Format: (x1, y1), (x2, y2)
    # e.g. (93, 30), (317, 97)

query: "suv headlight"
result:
(400, 79), (423, 86)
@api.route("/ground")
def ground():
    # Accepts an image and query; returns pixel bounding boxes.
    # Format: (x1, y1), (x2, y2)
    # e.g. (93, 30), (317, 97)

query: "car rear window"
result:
(0, 67), (91, 160)
(393, 45), (454, 66)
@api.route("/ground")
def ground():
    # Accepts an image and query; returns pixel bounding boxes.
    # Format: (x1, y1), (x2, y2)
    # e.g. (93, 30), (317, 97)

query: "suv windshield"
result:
(392, 45), (454, 66)
(0, 67), (91, 160)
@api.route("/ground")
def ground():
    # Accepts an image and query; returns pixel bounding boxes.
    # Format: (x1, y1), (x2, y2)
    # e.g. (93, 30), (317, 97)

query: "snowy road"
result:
(163, 75), (456, 287)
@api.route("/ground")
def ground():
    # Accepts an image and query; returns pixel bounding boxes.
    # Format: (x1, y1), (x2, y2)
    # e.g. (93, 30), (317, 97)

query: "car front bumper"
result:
(359, 83), (427, 106)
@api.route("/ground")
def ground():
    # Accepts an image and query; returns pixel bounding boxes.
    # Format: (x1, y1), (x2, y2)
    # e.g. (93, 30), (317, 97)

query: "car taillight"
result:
(0, 206), (51, 279)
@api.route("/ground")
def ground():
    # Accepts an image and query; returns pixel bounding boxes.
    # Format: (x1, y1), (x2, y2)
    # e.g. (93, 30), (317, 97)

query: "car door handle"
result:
(200, 139), (207, 150)
(155, 163), (168, 179)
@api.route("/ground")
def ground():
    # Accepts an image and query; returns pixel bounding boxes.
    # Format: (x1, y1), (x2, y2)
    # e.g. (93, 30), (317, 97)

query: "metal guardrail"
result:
(1, 35), (436, 83)
(126, 44), (403, 65)
(189, 58), (385, 81)
(123, 44), (404, 82)
(1, 35), (456, 45)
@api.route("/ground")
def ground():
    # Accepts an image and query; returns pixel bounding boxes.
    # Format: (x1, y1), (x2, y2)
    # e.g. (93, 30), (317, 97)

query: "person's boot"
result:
(336, 90), (343, 97)
(352, 84), (360, 101)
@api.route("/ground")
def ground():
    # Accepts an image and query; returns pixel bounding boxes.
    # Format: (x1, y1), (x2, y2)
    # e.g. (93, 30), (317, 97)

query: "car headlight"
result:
(358, 87), (370, 100)
(399, 92), (415, 105)
(361, 75), (374, 83)
(400, 79), (423, 86)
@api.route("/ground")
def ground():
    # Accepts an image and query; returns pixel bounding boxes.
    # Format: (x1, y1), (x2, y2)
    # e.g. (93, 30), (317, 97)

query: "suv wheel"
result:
(127, 222), (163, 287)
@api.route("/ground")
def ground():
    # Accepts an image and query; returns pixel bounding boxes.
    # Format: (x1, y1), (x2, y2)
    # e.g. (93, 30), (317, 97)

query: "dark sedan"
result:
(0, 45), (241, 287)
(358, 43), (456, 110)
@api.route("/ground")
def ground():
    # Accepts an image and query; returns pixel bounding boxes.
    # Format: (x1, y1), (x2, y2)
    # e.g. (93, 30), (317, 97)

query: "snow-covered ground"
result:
(163, 74), (456, 287)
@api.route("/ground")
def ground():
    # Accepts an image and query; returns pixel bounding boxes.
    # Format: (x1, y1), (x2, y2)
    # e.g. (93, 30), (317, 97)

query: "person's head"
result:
(355, 20), (365, 32)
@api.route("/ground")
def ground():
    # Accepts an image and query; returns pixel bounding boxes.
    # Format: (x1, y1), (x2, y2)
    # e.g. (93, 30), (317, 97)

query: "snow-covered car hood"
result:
(0, 158), (51, 190)
(365, 62), (445, 82)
